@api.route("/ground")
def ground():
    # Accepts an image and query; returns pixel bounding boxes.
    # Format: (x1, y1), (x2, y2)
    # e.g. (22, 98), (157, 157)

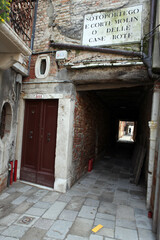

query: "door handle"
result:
(47, 133), (51, 142)
(29, 130), (33, 139)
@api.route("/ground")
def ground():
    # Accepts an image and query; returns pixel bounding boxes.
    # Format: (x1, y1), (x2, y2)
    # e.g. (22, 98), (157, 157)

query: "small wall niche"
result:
(0, 102), (12, 140)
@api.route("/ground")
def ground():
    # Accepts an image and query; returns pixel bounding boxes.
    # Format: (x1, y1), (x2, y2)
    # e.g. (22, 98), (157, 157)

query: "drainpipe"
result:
(28, 0), (39, 75)
(153, 136), (160, 233)
(146, 0), (158, 79)
(147, 89), (160, 209)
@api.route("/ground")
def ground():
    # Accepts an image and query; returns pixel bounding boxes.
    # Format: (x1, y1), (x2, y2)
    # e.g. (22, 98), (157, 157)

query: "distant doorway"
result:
(118, 121), (136, 142)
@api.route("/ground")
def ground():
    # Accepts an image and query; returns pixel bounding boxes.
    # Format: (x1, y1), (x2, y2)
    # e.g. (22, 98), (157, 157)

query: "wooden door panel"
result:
(21, 100), (58, 188)
(40, 100), (58, 172)
(20, 100), (41, 182)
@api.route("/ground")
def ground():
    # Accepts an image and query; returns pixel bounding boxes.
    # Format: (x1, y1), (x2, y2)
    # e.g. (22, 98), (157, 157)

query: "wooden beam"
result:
(76, 82), (153, 91)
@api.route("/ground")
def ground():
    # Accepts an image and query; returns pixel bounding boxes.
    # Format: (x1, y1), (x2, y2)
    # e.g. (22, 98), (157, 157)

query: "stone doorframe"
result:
(15, 93), (75, 193)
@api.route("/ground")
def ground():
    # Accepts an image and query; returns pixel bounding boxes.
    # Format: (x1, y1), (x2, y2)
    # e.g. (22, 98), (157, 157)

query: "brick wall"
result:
(71, 91), (109, 185)
(0, 172), (7, 192)
(33, 0), (150, 52)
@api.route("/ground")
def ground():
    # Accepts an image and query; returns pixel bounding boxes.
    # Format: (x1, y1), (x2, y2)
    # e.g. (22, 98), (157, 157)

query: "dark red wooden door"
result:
(20, 100), (58, 187)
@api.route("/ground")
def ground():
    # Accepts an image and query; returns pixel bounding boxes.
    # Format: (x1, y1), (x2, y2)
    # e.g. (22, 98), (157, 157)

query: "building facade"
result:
(1, 0), (160, 238)
(16, 0), (153, 192)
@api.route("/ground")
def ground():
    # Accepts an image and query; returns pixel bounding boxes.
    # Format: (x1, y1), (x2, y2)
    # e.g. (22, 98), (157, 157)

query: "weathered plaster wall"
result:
(0, 69), (22, 192)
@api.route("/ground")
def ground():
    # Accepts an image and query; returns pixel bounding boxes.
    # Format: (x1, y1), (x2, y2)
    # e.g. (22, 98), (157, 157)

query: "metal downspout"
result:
(28, 0), (39, 75)
(147, 0), (158, 79)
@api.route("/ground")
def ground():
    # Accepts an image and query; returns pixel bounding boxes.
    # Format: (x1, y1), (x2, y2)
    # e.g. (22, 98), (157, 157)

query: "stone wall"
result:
(0, 69), (22, 192)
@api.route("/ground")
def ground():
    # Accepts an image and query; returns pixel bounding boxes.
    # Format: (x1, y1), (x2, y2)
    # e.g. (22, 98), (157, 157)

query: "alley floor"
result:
(0, 155), (156, 240)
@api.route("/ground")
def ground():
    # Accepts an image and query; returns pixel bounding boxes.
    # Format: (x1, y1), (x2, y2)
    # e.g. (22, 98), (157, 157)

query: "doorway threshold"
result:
(20, 180), (54, 191)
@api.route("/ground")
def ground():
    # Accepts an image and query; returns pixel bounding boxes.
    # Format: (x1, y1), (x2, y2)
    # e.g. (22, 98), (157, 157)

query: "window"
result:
(35, 55), (50, 79)
(0, 102), (12, 140)
(40, 59), (47, 75)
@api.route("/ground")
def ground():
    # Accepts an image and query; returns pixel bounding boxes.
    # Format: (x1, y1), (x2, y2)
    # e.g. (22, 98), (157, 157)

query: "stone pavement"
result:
(0, 156), (156, 240)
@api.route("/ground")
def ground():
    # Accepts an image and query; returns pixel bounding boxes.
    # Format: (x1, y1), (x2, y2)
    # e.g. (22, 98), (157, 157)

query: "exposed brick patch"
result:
(0, 173), (7, 193)
(71, 91), (109, 185)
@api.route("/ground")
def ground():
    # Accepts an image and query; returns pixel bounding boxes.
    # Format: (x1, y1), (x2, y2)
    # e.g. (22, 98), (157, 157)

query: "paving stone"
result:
(66, 197), (85, 211)
(115, 226), (138, 240)
(21, 227), (46, 240)
(89, 234), (103, 240)
(43, 238), (56, 240)
(23, 188), (38, 197)
(138, 228), (156, 240)
(116, 218), (136, 229)
(98, 202), (117, 216)
(135, 215), (152, 230)
(0, 193), (10, 200)
(78, 206), (97, 219)
(84, 198), (100, 207)
(2, 225), (28, 238)
(134, 208), (148, 217)
(97, 227), (114, 238)
(99, 192), (114, 203)
(17, 186), (32, 193)
(116, 205), (135, 220)
(0, 213), (20, 226)
(67, 189), (88, 197)
(94, 218), (115, 229)
(0, 226), (7, 233)
(0, 236), (5, 240)
(26, 207), (46, 217)
(26, 196), (40, 204)
(104, 238), (116, 240)
(0, 237), (19, 240)
(33, 201), (51, 209)
(113, 197), (129, 205)
(41, 192), (60, 203)
(13, 202), (33, 214)
(42, 201), (67, 219)
(96, 213), (115, 221)
(34, 190), (48, 197)
(26, 190), (48, 204)
(34, 218), (54, 230)
(69, 217), (93, 237)
(59, 209), (78, 221)
(58, 194), (72, 203)
(129, 199), (146, 210)
(66, 235), (88, 240)
(46, 220), (73, 239)
(6, 188), (16, 193)
(129, 190), (146, 200)
(88, 188), (103, 196)
(11, 196), (27, 205)
(85, 194), (99, 200)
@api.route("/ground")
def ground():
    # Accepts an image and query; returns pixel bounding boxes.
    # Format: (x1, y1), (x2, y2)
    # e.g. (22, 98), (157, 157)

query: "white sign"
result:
(56, 50), (68, 60)
(36, 94), (43, 99)
(82, 5), (142, 46)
